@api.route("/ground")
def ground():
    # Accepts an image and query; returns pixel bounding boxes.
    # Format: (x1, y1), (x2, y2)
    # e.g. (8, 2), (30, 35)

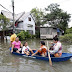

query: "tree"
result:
(31, 8), (44, 26)
(0, 14), (10, 40)
(45, 3), (71, 32)
(31, 8), (45, 38)
(66, 27), (72, 34)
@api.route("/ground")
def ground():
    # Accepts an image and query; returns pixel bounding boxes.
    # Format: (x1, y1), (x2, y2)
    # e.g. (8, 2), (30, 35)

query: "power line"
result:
(0, 4), (12, 13)
(0, 3), (15, 32)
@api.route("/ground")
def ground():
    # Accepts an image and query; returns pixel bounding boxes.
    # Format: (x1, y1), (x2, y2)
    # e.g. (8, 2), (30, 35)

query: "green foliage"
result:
(31, 35), (36, 38)
(60, 34), (72, 43)
(0, 14), (10, 31)
(31, 8), (44, 38)
(31, 4), (71, 38)
(45, 3), (61, 13)
(45, 3), (71, 32)
(31, 8), (44, 26)
(66, 27), (72, 34)
(17, 31), (35, 40)
(17, 31), (26, 40)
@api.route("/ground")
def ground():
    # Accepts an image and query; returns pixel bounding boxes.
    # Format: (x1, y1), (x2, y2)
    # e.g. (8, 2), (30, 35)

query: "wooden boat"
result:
(9, 47), (72, 62)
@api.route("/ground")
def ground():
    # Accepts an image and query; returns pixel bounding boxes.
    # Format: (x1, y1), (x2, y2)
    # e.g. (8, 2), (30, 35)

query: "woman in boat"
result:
(11, 37), (23, 53)
(32, 41), (47, 57)
(48, 37), (62, 57)
(22, 41), (34, 55)
(49, 35), (57, 50)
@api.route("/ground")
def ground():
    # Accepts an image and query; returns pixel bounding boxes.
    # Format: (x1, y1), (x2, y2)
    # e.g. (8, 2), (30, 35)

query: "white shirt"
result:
(50, 41), (62, 54)
(22, 46), (30, 54)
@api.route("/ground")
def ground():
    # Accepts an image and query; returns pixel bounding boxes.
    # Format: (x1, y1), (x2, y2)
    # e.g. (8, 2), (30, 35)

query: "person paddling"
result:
(48, 37), (62, 57)
(11, 37), (23, 53)
(32, 41), (47, 57)
(22, 41), (34, 55)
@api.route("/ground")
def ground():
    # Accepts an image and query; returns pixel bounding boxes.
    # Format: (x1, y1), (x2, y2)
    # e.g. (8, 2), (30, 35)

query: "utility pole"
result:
(12, 0), (15, 33)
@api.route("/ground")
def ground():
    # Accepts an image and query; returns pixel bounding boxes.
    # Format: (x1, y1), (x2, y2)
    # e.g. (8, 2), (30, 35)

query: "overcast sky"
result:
(0, 0), (72, 27)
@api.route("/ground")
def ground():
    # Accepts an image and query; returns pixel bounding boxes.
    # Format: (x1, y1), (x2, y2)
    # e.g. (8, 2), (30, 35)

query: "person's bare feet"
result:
(31, 53), (35, 56)
(26, 53), (29, 56)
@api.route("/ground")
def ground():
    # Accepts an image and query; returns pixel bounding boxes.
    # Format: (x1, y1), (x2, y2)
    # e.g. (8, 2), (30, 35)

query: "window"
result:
(28, 17), (31, 21)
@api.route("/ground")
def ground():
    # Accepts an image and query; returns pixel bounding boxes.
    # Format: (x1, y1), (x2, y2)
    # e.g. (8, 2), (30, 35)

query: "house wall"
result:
(40, 27), (53, 35)
(52, 28), (57, 37)
(23, 15), (35, 35)
(40, 27), (57, 39)
(17, 15), (35, 35)
(17, 22), (24, 30)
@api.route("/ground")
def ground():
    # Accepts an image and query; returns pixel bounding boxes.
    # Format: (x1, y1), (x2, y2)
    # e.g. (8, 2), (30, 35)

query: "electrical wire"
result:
(0, 4), (12, 13)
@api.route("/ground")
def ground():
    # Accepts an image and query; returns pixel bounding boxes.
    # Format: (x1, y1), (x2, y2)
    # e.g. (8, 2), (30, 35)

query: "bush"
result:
(17, 31), (36, 40)
(60, 33), (72, 43)
(66, 27), (72, 34)
(31, 35), (35, 38)
(17, 31), (31, 40)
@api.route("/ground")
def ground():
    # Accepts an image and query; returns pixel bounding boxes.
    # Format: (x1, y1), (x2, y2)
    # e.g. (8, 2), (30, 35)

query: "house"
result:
(15, 12), (35, 35)
(1, 10), (35, 35)
(40, 24), (62, 39)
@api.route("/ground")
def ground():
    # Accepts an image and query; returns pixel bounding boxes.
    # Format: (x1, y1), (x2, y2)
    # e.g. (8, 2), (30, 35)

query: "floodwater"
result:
(0, 39), (72, 72)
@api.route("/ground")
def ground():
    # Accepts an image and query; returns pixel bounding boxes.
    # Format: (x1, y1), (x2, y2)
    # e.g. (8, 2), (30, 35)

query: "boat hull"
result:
(9, 48), (72, 62)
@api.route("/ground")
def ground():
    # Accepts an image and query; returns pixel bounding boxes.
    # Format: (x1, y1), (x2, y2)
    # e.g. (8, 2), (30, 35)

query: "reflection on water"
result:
(0, 39), (72, 72)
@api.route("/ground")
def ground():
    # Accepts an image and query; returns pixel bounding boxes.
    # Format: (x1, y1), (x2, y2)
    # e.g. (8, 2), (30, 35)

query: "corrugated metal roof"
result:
(16, 12), (30, 21)
(1, 10), (16, 20)
(1, 10), (31, 21)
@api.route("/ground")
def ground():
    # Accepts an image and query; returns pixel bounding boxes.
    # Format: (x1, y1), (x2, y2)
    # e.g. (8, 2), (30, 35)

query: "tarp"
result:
(57, 28), (60, 32)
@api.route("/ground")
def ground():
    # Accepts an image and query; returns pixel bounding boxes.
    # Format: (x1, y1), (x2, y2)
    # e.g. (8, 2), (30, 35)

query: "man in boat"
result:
(48, 37), (62, 57)
(32, 41), (47, 57)
(10, 32), (17, 47)
(11, 37), (23, 53)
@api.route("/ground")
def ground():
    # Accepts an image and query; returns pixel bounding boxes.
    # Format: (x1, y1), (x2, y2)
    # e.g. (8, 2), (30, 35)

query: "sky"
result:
(0, 0), (72, 27)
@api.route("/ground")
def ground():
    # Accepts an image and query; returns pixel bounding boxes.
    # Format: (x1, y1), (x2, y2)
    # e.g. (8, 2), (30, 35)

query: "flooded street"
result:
(0, 39), (72, 72)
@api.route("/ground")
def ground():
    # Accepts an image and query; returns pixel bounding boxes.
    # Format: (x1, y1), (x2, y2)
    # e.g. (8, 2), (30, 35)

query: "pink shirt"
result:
(12, 41), (21, 49)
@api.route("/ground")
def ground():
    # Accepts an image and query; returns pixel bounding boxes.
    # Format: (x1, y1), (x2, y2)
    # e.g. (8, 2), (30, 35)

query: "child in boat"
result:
(49, 42), (54, 50)
(22, 41), (34, 55)
(48, 37), (62, 57)
(32, 41), (47, 57)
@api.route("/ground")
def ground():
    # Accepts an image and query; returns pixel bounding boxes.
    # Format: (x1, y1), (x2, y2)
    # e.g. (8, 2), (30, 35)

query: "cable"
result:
(0, 4), (12, 13)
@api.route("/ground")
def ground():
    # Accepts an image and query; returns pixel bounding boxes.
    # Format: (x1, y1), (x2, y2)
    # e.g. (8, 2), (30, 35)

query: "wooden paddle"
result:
(47, 41), (52, 66)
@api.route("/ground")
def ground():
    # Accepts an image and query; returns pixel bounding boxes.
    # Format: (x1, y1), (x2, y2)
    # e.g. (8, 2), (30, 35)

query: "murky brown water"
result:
(0, 39), (72, 72)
